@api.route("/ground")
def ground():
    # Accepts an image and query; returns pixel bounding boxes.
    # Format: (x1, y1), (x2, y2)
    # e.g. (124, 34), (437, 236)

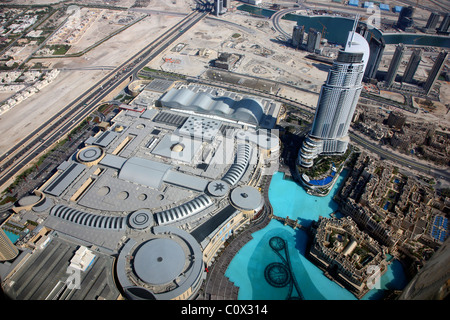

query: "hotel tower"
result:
(298, 20), (370, 168)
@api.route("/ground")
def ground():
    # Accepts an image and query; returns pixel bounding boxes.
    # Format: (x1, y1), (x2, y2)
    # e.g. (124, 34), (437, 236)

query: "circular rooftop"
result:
(133, 238), (186, 286)
(128, 209), (153, 230)
(171, 143), (185, 153)
(207, 180), (230, 197)
(18, 195), (41, 207)
(230, 185), (264, 212)
(76, 146), (104, 165)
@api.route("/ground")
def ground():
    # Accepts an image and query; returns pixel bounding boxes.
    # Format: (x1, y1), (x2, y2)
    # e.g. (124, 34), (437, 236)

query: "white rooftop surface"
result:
(76, 166), (194, 212)
(118, 157), (171, 189)
(70, 246), (96, 271)
(230, 185), (263, 211)
(133, 238), (186, 285)
(164, 170), (209, 192)
(151, 133), (202, 164)
(177, 115), (222, 141)
(99, 154), (127, 169)
(235, 128), (280, 151)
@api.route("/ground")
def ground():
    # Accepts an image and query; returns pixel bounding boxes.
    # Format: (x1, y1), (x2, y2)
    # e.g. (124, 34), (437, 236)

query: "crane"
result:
(317, 20), (327, 37)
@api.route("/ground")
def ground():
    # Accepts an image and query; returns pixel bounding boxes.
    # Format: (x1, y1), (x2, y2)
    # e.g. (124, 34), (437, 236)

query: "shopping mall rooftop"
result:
(4, 80), (281, 300)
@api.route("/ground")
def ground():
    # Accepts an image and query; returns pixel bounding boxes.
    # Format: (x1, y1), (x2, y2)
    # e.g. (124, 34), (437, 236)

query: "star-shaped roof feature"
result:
(214, 182), (225, 192)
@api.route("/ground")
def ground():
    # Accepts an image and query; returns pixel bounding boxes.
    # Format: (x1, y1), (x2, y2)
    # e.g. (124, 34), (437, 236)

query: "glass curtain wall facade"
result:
(298, 29), (369, 168)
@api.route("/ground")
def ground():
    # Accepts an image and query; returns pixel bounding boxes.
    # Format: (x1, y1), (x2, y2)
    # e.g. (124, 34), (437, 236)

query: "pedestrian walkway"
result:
(199, 176), (273, 300)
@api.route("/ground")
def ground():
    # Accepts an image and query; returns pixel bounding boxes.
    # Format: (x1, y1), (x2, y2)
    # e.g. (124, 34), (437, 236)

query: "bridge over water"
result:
(271, 214), (309, 233)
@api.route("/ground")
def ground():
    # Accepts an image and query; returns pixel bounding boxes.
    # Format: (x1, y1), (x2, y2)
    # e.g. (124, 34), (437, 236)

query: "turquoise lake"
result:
(225, 171), (409, 300)
(238, 4), (450, 48)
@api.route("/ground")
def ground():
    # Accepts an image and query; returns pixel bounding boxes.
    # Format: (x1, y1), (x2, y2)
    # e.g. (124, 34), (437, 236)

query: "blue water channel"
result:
(225, 171), (408, 300)
(238, 4), (450, 48)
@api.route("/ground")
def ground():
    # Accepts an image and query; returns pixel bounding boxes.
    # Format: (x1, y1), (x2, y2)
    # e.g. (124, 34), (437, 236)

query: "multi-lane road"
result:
(1, 7), (447, 194)
(185, 71), (450, 184)
(0, 10), (207, 192)
(349, 132), (450, 182)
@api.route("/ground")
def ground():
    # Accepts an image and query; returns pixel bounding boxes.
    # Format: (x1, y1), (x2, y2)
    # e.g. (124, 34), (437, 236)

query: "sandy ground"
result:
(147, 10), (328, 104)
(0, 13), (182, 155)
(1, 0), (448, 156)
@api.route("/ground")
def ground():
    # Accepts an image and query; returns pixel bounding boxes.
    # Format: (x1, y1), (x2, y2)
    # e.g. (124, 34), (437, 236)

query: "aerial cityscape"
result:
(0, 0), (448, 303)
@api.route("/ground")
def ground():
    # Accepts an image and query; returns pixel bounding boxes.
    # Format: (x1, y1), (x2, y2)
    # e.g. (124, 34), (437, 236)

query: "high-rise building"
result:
(387, 111), (406, 130)
(364, 36), (385, 81)
(306, 28), (321, 53)
(292, 25), (305, 49)
(424, 12), (440, 33)
(402, 48), (422, 83)
(214, 0), (223, 16)
(0, 228), (19, 261)
(396, 6), (415, 31)
(385, 43), (405, 87)
(423, 50), (448, 95)
(297, 27), (370, 168)
(437, 13), (450, 34)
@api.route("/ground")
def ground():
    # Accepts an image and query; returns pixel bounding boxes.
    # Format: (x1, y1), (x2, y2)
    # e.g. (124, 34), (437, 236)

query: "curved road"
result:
(186, 74), (449, 184)
(0, 10), (207, 192)
(272, 7), (308, 39)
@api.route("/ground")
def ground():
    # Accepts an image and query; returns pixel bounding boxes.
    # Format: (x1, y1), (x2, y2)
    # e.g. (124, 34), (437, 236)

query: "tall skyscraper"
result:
(385, 43), (405, 87)
(423, 50), (448, 95)
(396, 6), (415, 31)
(214, 0), (223, 16)
(306, 28), (321, 53)
(364, 36), (385, 81)
(403, 48), (422, 83)
(298, 23), (370, 168)
(292, 25), (305, 49)
(437, 13), (450, 34)
(0, 228), (19, 261)
(424, 12), (440, 33)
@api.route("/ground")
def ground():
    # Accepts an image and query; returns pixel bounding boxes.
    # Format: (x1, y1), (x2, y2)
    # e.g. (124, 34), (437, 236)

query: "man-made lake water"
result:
(238, 4), (450, 48)
(225, 171), (408, 300)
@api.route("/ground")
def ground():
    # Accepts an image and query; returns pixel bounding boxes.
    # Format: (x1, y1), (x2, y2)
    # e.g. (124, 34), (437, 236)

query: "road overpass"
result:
(0, 10), (207, 193)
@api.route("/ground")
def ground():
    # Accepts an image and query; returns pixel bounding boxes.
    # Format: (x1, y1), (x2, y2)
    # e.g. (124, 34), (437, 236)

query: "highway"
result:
(185, 73), (450, 184)
(349, 132), (450, 182)
(0, 10), (207, 192)
(272, 7), (306, 39)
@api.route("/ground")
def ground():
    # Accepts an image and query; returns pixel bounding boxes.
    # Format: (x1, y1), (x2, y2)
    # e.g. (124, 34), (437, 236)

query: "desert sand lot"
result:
(0, 12), (182, 155)
(0, 0), (449, 157)
(0, 2), (327, 156)
(149, 11), (329, 86)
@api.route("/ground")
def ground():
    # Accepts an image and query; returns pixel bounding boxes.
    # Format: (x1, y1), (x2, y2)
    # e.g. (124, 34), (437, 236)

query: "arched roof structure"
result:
(155, 194), (213, 225)
(159, 88), (264, 126)
(222, 144), (252, 186)
(50, 205), (126, 230)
